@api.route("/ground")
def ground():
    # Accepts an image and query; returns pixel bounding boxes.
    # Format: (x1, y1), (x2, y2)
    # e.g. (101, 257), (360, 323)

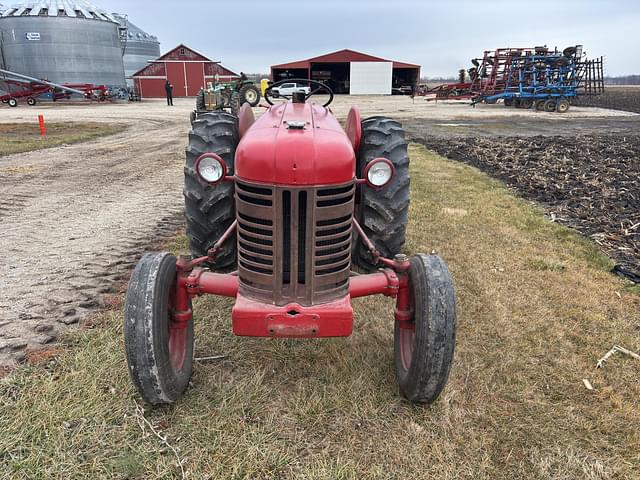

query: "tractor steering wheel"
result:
(265, 78), (334, 107)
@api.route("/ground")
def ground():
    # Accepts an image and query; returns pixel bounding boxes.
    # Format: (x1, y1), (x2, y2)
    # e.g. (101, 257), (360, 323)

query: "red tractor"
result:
(124, 79), (457, 405)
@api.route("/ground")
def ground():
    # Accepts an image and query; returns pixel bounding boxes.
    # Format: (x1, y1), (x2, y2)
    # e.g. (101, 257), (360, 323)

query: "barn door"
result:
(185, 62), (206, 96)
(167, 63), (188, 97)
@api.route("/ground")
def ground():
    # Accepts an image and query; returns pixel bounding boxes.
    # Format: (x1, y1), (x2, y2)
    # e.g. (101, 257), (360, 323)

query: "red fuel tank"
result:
(234, 102), (356, 185)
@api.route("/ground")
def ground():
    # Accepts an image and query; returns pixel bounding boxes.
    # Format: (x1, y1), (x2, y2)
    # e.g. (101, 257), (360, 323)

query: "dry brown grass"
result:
(0, 144), (638, 479)
(0, 122), (127, 157)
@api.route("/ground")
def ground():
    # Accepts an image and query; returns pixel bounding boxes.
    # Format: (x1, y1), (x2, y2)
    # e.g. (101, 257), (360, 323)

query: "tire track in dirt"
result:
(0, 105), (191, 365)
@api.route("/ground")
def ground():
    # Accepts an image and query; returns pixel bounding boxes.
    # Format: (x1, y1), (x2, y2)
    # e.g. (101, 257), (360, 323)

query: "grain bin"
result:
(113, 14), (160, 85)
(0, 0), (126, 86)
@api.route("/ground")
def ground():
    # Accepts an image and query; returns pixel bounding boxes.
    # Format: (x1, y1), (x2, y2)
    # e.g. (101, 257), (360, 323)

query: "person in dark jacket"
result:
(165, 81), (173, 106)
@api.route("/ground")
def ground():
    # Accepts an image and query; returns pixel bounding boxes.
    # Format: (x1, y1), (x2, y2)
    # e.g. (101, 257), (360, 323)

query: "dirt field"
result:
(0, 96), (638, 367)
(418, 135), (640, 281)
(578, 86), (640, 114)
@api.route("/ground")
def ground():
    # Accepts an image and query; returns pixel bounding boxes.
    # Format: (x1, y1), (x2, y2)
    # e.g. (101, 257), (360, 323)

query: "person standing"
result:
(165, 80), (174, 106)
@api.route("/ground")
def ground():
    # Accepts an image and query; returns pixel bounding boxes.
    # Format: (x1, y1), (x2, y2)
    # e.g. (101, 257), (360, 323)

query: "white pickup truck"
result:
(271, 82), (311, 97)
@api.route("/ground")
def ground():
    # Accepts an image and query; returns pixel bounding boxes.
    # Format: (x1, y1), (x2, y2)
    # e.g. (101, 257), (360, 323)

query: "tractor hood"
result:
(234, 102), (355, 185)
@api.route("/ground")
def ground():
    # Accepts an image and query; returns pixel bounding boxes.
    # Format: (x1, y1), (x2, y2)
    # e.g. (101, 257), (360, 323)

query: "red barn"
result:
(271, 49), (421, 95)
(132, 44), (239, 98)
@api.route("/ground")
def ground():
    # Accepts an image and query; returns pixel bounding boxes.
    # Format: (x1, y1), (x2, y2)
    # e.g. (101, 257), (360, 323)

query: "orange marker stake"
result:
(38, 114), (46, 138)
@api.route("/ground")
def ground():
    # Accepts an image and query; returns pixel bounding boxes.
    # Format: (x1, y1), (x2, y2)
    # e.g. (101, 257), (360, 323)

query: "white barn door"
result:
(349, 61), (392, 95)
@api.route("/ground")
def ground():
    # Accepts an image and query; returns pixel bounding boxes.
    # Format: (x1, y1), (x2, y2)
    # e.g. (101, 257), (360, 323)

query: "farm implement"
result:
(0, 68), (116, 107)
(424, 45), (604, 112)
(125, 79), (457, 405)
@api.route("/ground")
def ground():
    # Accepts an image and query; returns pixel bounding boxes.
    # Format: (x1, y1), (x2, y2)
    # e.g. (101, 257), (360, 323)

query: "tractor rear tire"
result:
(230, 91), (241, 116)
(239, 84), (261, 107)
(124, 252), (194, 405)
(394, 254), (456, 404)
(8, 98), (17, 107)
(184, 111), (238, 269)
(544, 99), (557, 112)
(353, 116), (410, 272)
(556, 98), (570, 113)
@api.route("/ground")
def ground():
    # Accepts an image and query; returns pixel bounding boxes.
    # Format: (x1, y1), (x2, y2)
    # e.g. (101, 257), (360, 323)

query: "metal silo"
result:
(0, 0), (126, 86)
(113, 14), (160, 84)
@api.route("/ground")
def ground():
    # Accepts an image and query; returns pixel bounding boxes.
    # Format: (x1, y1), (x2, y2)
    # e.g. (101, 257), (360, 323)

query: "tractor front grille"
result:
(236, 180), (354, 306)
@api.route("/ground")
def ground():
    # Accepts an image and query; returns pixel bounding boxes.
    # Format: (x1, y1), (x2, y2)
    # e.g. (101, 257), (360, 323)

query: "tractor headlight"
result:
(195, 153), (227, 185)
(365, 158), (394, 188)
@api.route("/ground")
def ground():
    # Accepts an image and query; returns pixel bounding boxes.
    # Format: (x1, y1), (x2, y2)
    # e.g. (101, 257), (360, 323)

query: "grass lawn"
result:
(1, 144), (638, 479)
(0, 123), (127, 156)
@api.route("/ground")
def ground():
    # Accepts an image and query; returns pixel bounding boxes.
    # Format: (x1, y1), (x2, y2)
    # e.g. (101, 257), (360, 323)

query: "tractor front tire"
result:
(353, 117), (410, 271)
(184, 111), (238, 269)
(394, 254), (456, 404)
(239, 84), (261, 107)
(124, 252), (194, 405)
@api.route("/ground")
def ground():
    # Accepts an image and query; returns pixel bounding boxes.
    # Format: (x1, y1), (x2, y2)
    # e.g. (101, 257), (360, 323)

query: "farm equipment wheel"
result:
(504, 98), (513, 107)
(124, 252), (194, 405)
(184, 111), (238, 269)
(520, 99), (533, 109)
(544, 99), (557, 112)
(535, 100), (546, 111)
(239, 84), (261, 107)
(556, 98), (570, 113)
(196, 90), (205, 111)
(353, 116), (410, 272)
(27, 97), (36, 106)
(8, 98), (17, 107)
(394, 254), (456, 404)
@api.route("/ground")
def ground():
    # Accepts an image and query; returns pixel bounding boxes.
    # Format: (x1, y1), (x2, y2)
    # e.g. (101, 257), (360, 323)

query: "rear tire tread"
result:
(184, 112), (239, 269)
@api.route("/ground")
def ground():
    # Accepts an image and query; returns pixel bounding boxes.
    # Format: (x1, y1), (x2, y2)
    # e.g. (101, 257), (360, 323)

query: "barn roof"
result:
(154, 44), (218, 63)
(271, 49), (420, 70)
(131, 44), (238, 78)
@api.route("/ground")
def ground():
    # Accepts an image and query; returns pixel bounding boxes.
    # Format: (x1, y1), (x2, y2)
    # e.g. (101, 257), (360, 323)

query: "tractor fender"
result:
(238, 102), (255, 139)
(345, 106), (362, 152)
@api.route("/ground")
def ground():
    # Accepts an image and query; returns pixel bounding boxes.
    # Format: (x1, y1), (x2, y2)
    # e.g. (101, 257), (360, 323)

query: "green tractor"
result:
(191, 77), (261, 123)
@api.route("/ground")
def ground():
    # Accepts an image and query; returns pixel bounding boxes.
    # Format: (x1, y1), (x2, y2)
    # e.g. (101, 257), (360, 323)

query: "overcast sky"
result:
(102, 0), (639, 77)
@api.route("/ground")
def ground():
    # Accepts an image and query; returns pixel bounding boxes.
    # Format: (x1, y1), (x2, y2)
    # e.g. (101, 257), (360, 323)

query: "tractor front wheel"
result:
(124, 252), (194, 405)
(394, 254), (456, 403)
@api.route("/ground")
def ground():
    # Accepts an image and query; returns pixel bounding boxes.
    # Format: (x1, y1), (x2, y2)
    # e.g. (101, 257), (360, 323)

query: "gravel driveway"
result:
(0, 99), (193, 365)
